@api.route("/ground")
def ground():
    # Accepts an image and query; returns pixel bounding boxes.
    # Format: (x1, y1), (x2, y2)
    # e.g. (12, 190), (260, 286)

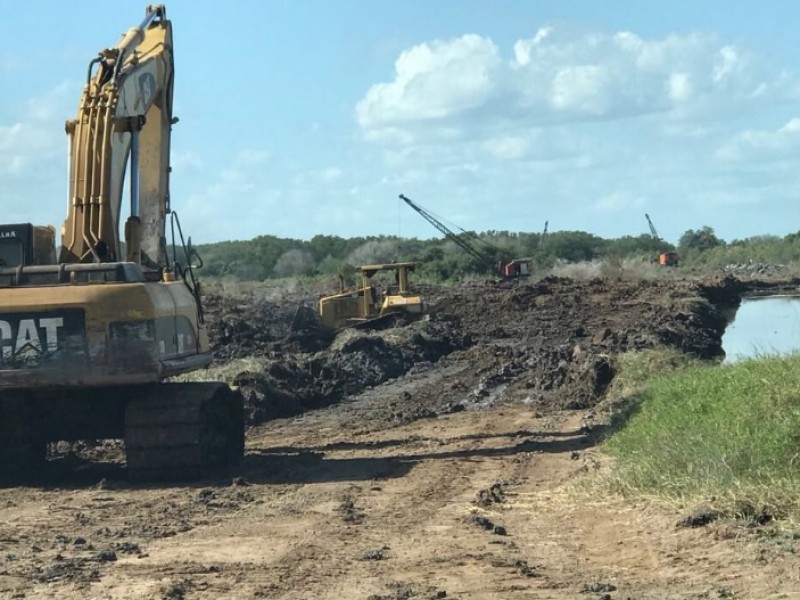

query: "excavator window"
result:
(0, 240), (24, 267)
(0, 224), (34, 267)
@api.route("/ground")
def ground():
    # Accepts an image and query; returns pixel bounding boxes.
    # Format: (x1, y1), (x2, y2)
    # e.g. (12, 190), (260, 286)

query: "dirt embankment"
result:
(203, 275), (747, 425)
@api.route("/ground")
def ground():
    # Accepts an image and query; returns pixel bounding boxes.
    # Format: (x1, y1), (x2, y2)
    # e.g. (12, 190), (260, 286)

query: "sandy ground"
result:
(1, 275), (798, 599)
(2, 390), (799, 599)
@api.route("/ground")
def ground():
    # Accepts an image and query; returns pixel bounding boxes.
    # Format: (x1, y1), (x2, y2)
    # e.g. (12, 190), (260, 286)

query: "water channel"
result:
(721, 295), (800, 364)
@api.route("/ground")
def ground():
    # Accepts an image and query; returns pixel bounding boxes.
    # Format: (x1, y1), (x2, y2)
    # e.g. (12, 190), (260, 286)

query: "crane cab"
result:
(658, 252), (679, 267)
(500, 258), (531, 279)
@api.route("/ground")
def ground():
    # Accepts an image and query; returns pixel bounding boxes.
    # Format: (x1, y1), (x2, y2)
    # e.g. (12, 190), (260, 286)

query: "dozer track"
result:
(350, 311), (410, 332)
(125, 382), (244, 481)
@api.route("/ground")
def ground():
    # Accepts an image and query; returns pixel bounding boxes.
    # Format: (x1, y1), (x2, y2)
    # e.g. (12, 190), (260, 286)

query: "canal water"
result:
(721, 295), (800, 364)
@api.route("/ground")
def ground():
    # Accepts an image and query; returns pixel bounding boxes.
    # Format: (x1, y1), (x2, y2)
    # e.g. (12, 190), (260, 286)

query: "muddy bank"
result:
(231, 318), (472, 424)
(202, 275), (746, 425)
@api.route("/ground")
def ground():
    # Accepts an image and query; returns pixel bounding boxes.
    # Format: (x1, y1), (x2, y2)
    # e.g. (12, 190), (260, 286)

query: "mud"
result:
(206, 275), (746, 425)
(3, 273), (799, 599)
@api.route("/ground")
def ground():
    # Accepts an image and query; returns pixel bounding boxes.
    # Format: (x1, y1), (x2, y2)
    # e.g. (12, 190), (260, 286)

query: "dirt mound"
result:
(228, 317), (471, 424)
(203, 286), (324, 360)
(200, 275), (748, 427)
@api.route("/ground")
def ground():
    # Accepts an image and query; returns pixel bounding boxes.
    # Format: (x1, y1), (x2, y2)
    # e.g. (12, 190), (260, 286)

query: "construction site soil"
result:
(2, 274), (800, 599)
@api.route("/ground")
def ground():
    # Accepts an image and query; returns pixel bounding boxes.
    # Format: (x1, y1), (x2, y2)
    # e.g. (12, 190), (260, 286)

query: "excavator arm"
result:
(60, 4), (174, 268)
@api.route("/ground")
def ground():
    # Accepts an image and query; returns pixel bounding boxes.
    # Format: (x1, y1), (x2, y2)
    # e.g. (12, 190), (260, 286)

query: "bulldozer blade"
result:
(290, 303), (321, 332)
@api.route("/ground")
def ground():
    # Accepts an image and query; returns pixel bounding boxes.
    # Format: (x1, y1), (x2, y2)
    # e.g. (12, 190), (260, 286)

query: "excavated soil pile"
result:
(229, 317), (472, 424)
(202, 275), (745, 425)
(203, 286), (320, 359)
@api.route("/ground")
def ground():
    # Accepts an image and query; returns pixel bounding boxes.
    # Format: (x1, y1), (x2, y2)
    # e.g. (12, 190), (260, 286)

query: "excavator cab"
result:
(0, 224), (56, 267)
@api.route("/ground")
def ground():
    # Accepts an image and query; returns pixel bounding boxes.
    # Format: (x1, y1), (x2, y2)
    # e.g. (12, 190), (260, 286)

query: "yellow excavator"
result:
(0, 5), (243, 479)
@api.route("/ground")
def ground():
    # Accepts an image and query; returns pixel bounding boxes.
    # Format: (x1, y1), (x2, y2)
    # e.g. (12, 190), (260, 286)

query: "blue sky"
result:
(1, 1), (799, 245)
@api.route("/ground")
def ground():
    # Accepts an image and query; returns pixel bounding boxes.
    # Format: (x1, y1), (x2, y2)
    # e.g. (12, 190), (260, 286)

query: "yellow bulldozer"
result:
(292, 262), (427, 333)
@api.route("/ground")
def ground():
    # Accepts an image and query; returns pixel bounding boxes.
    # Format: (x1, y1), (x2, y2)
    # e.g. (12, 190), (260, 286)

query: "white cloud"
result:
(550, 65), (614, 114)
(345, 25), (800, 242)
(716, 117), (800, 162)
(26, 81), (76, 122)
(362, 127), (416, 145)
(358, 27), (794, 140)
(0, 81), (78, 186)
(320, 167), (343, 181)
(713, 46), (739, 82)
(179, 151), (280, 241)
(356, 34), (501, 129)
(593, 191), (646, 213)
(668, 72), (693, 102)
(208, 149), (270, 190)
(176, 152), (358, 242)
(0, 123), (54, 175)
(0, 82), (78, 229)
(484, 135), (529, 160)
(0, 83), (73, 180)
(235, 149), (270, 167)
(291, 166), (345, 187)
(171, 150), (204, 173)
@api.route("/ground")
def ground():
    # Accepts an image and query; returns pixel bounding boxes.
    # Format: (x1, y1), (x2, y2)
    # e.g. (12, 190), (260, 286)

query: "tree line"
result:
(193, 226), (800, 282)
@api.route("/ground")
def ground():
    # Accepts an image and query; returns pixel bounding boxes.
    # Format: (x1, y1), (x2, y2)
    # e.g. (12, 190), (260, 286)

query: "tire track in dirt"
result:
(4, 275), (800, 598)
(27, 403), (585, 599)
(206, 405), (594, 599)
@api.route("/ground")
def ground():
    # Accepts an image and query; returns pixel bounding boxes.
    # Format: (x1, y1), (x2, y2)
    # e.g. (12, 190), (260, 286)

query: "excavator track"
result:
(0, 392), (47, 481)
(125, 382), (244, 481)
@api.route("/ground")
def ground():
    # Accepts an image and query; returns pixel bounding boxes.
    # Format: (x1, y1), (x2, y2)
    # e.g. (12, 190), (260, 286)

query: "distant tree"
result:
(307, 234), (351, 262)
(193, 221), (800, 283)
(317, 254), (352, 278)
(228, 260), (265, 281)
(421, 246), (445, 263)
(545, 231), (606, 262)
(678, 226), (725, 252)
(273, 249), (316, 278)
(347, 240), (400, 266)
(607, 234), (667, 256)
(785, 231), (800, 244)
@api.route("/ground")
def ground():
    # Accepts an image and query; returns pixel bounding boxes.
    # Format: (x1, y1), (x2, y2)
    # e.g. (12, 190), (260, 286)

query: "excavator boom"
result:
(61, 5), (173, 267)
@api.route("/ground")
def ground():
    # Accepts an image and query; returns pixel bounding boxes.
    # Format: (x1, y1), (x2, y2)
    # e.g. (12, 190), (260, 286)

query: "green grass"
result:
(603, 352), (800, 516)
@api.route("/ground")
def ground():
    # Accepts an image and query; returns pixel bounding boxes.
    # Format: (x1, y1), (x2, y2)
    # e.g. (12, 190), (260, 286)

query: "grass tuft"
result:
(602, 353), (800, 518)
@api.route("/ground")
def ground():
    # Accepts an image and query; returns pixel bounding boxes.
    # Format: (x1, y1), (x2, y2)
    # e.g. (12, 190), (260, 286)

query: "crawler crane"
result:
(399, 194), (531, 280)
(645, 213), (679, 267)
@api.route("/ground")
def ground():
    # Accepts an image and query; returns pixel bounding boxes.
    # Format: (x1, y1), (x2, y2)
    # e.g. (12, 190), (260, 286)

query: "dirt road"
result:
(1, 275), (798, 599)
